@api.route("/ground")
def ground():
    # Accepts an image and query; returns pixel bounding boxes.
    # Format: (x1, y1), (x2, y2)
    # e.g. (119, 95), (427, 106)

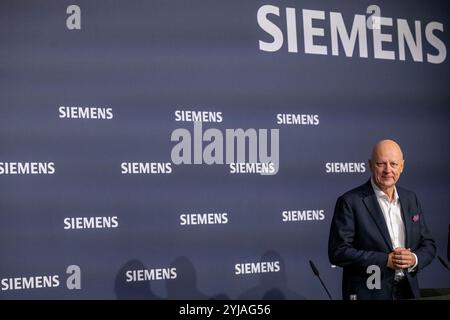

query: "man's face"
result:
(369, 143), (404, 191)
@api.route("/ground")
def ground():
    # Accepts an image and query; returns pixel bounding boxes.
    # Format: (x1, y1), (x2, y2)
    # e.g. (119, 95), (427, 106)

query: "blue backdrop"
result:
(0, 0), (449, 299)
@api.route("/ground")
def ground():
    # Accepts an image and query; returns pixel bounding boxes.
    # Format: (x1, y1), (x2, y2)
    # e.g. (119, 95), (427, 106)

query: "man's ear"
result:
(368, 159), (373, 171)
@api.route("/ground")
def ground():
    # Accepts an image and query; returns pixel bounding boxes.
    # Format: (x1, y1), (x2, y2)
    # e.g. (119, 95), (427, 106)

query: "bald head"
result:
(371, 140), (404, 162)
(369, 139), (405, 195)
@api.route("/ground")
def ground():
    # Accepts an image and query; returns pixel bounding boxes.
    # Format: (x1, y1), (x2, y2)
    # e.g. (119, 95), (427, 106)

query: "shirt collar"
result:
(371, 178), (399, 203)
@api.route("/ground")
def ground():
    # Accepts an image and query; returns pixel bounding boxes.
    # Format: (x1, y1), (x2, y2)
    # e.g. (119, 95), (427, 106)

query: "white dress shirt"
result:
(370, 179), (418, 280)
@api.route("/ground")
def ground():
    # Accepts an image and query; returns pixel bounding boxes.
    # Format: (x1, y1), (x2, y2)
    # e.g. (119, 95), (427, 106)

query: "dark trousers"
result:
(392, 278), (414, 300)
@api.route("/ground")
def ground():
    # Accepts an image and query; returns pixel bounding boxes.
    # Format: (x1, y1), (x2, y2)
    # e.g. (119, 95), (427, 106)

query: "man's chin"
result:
(380, 180), (395, 188)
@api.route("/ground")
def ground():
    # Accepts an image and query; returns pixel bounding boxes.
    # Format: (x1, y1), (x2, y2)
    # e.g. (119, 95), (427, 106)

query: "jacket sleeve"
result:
(412, 193), (436, 272)
(328, 196), (388, 270)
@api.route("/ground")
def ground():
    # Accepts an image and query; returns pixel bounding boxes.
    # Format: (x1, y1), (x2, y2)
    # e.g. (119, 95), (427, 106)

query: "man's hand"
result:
(389, 247), (416, 269)
(387, 251), (396, 269)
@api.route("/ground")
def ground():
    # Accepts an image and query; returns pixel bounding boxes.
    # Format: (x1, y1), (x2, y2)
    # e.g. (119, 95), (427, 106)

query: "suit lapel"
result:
(397, 189), (411, 248)
(362, 181), (393, 250)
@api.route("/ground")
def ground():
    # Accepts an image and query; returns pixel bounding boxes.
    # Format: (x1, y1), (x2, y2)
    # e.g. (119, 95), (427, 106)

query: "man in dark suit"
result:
(328, 139), (435, 300)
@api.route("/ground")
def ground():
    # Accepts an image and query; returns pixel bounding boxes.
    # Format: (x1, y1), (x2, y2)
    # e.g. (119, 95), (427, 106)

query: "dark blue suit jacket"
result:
(328, 180), (436, 300)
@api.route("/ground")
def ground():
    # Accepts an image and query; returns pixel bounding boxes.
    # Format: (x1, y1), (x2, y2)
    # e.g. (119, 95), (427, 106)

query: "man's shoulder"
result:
(339, 180), (371, 201)
(396, 185), (418, 200)
(336, 181), (419, 203)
